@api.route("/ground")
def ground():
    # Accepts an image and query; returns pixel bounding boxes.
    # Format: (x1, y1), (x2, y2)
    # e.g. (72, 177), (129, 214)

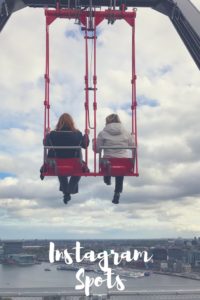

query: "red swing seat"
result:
(99, 146), (137, 176)
(41, 146), (89, 177)
(42, 158), (84, 176)
(100, 158), (135, 176)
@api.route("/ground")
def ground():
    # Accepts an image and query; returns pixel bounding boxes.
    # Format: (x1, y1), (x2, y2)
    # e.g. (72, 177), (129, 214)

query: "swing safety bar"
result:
(99, 146), (136, 160)
(44, 146), (82, 150)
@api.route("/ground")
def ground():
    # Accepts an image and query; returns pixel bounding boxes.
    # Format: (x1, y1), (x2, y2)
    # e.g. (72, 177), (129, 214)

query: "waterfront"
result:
(1, 262), (200, 294)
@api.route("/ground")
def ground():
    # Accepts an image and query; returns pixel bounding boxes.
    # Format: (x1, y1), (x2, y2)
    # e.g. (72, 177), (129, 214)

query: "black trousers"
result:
(104, 176), (124, 193)
(58, 176), (81, 195)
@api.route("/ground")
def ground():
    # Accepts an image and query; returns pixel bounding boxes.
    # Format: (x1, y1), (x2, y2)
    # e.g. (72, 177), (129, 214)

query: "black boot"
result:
(40, 165), (46, 180)
(40, 173), (44, 180)
(104, 176), (111, 185)
(63, 193), (71, 204)
(112, 192), (120, 204)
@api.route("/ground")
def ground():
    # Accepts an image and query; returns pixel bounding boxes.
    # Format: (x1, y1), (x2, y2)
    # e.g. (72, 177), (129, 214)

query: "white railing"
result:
(1, 289), (200, 300)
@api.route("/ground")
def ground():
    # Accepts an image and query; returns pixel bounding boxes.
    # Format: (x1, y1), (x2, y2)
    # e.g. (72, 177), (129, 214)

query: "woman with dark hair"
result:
(45, 113), (89, 204)
(94, 114), (134, 204)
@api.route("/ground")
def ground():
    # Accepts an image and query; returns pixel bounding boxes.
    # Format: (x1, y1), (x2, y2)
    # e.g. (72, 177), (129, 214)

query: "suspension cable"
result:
(131, 19), (138, 174)
(88, 36), (95, 130)
(93, 19), (97, 173)
(44, 16), (50, 139)
(84, 21), (89, 166)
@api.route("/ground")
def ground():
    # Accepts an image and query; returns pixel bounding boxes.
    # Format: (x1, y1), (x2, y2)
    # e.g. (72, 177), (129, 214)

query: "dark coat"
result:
(45, 128), (89, 159)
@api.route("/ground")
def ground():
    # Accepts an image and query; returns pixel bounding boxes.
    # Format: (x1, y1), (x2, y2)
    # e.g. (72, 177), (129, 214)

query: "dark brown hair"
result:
(106, 114), (121, 125)
(55, 113), (77, 131)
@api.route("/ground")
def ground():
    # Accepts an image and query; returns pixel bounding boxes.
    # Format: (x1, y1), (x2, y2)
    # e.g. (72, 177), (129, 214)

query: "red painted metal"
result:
(42, 6), (138, 177)
(100, 158), (136, 176)
(84, 24), (89, 166)
(45, 8), (136, 25)
(44, 16), (50, 138)
(131, 20), (139, 175)
(93, 23), (97, 173)
(42, 158), (84, 176)
(42, 158), (136, 177)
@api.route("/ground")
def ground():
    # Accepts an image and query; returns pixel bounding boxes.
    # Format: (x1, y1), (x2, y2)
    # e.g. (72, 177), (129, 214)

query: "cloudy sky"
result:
(0, 1), (200, 240)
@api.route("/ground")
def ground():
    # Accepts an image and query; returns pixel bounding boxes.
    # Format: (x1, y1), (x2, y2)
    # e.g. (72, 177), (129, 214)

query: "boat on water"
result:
(44, 268), (51, 271)
(144, 271), (151, 276)
(2, 254), (36, 266)
(94, 268), (104, 275)
(85, 267), (95, 272)
(57, 264), (79, 271)
(119, 271), (145, 278)
(114, 267), (150, 279)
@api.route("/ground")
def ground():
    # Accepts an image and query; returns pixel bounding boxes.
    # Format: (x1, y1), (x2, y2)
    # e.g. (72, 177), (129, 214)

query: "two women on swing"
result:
(44, 112), (134, 204)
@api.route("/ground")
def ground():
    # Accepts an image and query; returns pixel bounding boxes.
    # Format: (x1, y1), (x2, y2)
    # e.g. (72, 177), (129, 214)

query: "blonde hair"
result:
(55, 113), (77, 131)
(106, 114), (121, 125)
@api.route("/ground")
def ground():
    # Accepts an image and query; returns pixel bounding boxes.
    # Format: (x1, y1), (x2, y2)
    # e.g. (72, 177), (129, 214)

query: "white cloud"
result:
(190, 0), (200, 10)
(0, 6), (200, 239)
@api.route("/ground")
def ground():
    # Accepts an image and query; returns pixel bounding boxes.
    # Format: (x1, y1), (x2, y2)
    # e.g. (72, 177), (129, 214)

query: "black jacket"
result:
(45, 128), (89, 159)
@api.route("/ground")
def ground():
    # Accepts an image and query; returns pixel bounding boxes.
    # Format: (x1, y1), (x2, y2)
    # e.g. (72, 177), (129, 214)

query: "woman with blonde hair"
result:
(45, 113), (89, 204)
(94, 113), (134, 204)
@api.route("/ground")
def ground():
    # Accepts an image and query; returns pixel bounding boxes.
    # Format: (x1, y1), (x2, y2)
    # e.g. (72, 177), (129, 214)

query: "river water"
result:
(1, 262), (200, 295)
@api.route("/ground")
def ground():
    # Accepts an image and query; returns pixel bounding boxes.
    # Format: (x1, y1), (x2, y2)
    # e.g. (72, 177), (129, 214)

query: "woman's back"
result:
(46, 130), (84, 158)
(96, 122), (134, 158)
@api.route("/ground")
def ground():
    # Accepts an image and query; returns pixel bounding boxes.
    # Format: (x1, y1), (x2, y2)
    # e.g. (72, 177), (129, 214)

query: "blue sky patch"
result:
(0, 172), (16, 179)
(65, 29), (79, 40)
(148, 65), (172, 78)
(137, 95), (159, 107)
(108, 96), (159, 112)
(159, 65), (172, 75)
(0, 114), (27, 130)
(120, 102), (132, 113)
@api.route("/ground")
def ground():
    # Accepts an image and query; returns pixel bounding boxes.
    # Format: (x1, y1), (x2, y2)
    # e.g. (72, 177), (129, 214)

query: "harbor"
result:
(1, 262), (200, 292)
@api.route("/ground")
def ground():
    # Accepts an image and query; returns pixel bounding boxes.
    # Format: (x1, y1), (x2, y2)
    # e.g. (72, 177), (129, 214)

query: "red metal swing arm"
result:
(131, 16), (138, 175)
(44, 17), (50, 139)
(83, 13), (98, 173)
(45, 8), (136, 27)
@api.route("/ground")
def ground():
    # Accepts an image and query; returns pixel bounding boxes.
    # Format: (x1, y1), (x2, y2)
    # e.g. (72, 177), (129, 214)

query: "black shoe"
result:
(40, 165), (46, 180)
(63, 194), (71, 204)
(112, 192), (120, 204)
(104, 177), (111, 185)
